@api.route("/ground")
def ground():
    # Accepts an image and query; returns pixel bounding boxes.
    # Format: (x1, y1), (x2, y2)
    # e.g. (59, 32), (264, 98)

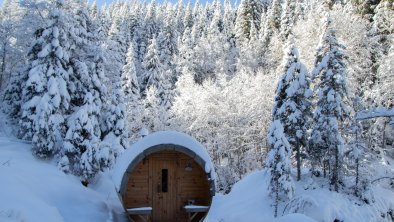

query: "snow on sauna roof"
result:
(112, 131), (215, 191)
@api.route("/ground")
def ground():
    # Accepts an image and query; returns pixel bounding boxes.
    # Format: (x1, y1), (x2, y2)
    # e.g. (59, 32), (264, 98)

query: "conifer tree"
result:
(106, 17), (127, 82)
(20, 0), (71, 158)
(280, 0), (296, 41)
(104, 81), (128, 148)
(62, 92), (101, 182)
(122, 41), (140, 99)
(234, 0), (253, 45)
(266, 120), (294, 217)
(142, 37), (163, 93)
(183, 2), (193, 30)
(309, 16), (351, 192)
(2, 71), (23, 118)
(272, 38), (312, 181)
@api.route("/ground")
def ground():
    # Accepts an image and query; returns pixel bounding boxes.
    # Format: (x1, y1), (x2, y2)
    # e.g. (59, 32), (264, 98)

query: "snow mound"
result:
(112, 131), (215, 191)
(205, 171), (312, 222)
(206, 169), (394, 222)
(0, 136), (112, 222)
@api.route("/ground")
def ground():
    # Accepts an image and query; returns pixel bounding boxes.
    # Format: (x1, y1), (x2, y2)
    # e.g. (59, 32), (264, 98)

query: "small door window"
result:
(161, 169), (168, 192)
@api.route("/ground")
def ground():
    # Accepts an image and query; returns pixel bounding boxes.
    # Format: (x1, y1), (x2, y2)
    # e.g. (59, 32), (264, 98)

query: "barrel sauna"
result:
(112, 131), (216, 222)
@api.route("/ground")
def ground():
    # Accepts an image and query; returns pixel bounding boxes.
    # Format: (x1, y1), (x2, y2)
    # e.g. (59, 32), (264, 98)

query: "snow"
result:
(127, 207), (152, 211)
(206, 169), (394, 222)
(184, 205), (210, 209)
(0, 136), (113, 222)
(356, 107), (394, 121)
(112, 131), (215, 191)
(127, 207), (152, 212)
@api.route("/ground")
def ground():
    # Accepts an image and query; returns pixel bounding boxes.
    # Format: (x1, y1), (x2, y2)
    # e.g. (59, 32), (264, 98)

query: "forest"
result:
(0, 0), (393, 214)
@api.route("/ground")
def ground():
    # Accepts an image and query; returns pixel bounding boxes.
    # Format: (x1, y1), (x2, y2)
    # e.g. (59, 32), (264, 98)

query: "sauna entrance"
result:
(152, 154), (177, 222)
(114, 131), (216, 222)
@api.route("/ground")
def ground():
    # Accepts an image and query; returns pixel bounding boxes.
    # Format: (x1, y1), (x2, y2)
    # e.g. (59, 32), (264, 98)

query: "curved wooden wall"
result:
(123, 150), (212, 222)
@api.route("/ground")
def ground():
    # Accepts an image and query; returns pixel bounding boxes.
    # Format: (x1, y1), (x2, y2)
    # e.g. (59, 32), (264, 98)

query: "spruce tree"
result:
(62, 92), (101, 182)
(122, 41), (143, 140)
(266, 120), (294, 217)
(104, 81), (128, 149)
(141, 37), (163, 93)
(280, 0), (296, 41)
(2, 71), (23, 119)
(309, 16), (351, 192)
(20, 1), (71, 158)
(272, 38), (312, 181)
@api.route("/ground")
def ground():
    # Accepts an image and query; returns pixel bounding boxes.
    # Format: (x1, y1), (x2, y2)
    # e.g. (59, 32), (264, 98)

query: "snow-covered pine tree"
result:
(104, 81), (128, 149)
(122, 41), (140, 99)
(280, 0), (296, 41)
(309, 16), (351, 192)
(105, 16), (127, 84)
(234, 0), (253, 45)
(272, 38), (312, 181)
(2, 70), (23, 118)
(121, 42), (143, 141)
(20, 0), (71, 158)
(141, 37), (163, 93)
(157, 11), (178, 85)
(143, 86), (168, 132)
(183, 2), (193, 30)
(61, 92), (101, 182)
(144, 0), (158, 42)
(266, 120), (294, 217)
(266, 0), (282, 34)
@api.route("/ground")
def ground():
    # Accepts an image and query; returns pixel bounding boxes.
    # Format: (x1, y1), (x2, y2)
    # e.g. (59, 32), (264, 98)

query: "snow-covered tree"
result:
(141, 37), (163, 93)
(266, 120), (294, 217)
(143, 86), (168, 132)
(280, 0), (296, 41)
(104, 81), (128, 149)
(309, 16), (351, 192)
(20, 1), (71, 158)
(105, 16), (127, 83)
(272, 38), (312, 181)
(62, 92), (101, 182)
(371, 32), (394, 108)
(122, 42), (140, 98)
(2, 70), (23, 118)
(121, 41), (143, 140)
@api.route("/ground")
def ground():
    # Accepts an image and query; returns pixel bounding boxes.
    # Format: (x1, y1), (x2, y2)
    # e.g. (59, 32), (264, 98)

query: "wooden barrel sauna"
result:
(112, 131), (215, 222)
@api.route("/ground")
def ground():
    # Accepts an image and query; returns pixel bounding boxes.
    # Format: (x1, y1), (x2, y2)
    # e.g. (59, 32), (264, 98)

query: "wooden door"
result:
(151, 155), (178, 222)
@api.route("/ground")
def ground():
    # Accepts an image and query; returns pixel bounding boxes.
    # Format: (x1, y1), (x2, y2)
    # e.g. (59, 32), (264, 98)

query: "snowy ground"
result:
(206, 169), (394, 222)
(1, 113), (393, 222)
(0, 113), (125, 222)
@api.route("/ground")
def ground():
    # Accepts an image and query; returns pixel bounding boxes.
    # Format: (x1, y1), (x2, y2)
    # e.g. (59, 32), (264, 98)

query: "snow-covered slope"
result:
(205, 170), (317, 222)
(0, 135), (116, 222)
(206, 170), (394, 222)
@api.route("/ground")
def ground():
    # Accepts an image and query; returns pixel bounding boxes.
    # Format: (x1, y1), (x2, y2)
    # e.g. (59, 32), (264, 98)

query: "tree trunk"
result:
(296, 144), (301, 181)
(333, 145), (339, 192)
(0, 42), (6, 90)
(355, 157), (359, 197)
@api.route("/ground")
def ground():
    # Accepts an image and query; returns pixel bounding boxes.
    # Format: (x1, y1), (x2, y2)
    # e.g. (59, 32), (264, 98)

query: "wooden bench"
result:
(126, 207), (152, 222)
(184, 205), (209, 222)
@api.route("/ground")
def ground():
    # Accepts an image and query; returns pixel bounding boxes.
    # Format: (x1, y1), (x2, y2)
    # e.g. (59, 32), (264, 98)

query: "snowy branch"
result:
(356, 107), (394, 121)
